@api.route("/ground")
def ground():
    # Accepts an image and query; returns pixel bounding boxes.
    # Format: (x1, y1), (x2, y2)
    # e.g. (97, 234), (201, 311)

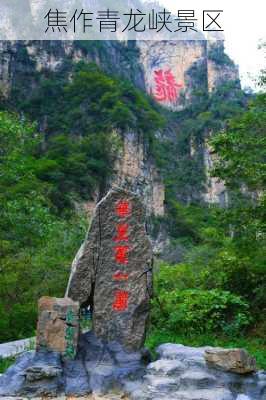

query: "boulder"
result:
(66, 188), (153, 351)
(0, 352), (35, 396)
(21, 351), (63, 396)
(204, 348), (257, 374)
(0, 350), (63, 397)
(123, 344), (263, 400)
(36, 296), (79, 359)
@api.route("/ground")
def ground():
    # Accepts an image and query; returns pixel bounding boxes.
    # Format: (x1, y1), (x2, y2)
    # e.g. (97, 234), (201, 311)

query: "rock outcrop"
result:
(0, 350), (63, 397)
(0, 36), (240, 215)
(66, 187), (153, 351)
(207, 41), (240, 93)
(203, 141), (228, 205)
(113, 131), (165, 217)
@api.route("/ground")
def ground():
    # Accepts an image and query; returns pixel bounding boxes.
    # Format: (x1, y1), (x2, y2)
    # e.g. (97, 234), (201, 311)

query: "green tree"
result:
(0, 112), (87, 342)
(207, 71), (266, 313)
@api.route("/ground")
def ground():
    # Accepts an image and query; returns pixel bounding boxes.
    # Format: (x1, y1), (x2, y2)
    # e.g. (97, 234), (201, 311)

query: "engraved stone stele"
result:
(36, 296), (79, 358)
(66, 187), (153, 351)
(0, 188), (154, 397)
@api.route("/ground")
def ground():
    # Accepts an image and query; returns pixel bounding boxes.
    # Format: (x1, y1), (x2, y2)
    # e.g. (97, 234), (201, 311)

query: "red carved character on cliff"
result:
(153, 69), (183, 103)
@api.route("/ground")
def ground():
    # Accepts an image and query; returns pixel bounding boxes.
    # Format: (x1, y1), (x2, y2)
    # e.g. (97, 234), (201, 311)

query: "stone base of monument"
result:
(0, 330), (150, 397)
(1, 341), (265, 399)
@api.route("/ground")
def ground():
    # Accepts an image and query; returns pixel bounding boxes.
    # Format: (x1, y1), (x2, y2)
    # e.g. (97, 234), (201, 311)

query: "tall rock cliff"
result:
(0, 38), (240, 218)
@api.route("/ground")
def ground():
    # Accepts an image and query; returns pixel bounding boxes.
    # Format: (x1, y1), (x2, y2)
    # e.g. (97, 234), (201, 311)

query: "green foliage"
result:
(0, 44), (264, 355)
(0, 112), (87, 342)
(150, 69), (265, 349)
(0, 112), (52, 247)
(74, 41), (141, 80)
(154, 263), (198, 292)
(152, 261), (252, 337)
(0, 60), (164, 343)
(211, 94), (266, 191)
(9, 62), (164, 210)
(0, 201), (86, 343)
(0, 356), (16, 373)
(18, 62), (164, 141)
(166, 202), (217, 243)
(37, 132), (120, 210)
(153, 199), (265, 321)
(153, 81), (246, 207)
(207, 72), (266, 313)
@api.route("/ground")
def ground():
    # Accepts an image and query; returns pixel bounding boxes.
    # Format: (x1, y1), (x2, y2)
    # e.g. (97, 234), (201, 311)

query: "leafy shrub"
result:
(154, 263), (198, 292)
(200, 247), (266, 312)
(0, 214), (86, 342)
(152, 288), (251, 337)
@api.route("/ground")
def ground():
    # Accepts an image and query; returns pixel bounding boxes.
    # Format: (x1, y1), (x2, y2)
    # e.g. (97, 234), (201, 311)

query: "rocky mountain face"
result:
(0, 38), (239, 218)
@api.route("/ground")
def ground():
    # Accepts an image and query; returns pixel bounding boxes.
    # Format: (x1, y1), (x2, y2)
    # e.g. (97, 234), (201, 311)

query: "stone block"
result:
(36, 296), (79, 359)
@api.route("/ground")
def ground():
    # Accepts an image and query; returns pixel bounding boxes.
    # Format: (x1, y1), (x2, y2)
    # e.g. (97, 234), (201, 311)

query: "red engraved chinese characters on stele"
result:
(114, 245), (129, 264)
(112, 199), (131, 312)
(153, 69), (183, 104)
(115, 200), (131, 218)
(112, 271), (129, 281)
(112, 290), (129, 312)
(114, 223), (129, 242)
